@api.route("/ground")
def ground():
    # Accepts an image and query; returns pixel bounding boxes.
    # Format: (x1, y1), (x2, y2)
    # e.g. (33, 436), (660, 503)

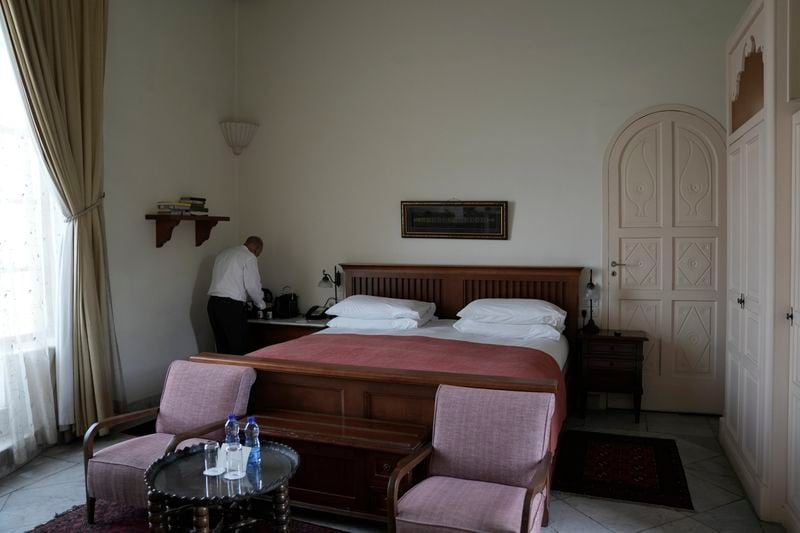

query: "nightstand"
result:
(247, 317), (329, 350)
(580, 330), (648, 423)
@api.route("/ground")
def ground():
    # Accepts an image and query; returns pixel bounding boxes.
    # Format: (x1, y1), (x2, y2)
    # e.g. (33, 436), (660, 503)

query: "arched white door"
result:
(604, 106), (726, 413)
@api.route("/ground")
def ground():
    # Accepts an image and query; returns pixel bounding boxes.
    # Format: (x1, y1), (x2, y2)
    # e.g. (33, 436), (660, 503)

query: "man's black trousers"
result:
(207, 296), (247, 355)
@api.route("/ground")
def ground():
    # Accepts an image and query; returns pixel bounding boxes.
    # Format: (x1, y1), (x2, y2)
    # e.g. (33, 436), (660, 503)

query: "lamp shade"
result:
(219, 120), (258, 155)
(318, 269), (334, 288)
(585, 285), (596, 301)
(585, 268), (597, 300)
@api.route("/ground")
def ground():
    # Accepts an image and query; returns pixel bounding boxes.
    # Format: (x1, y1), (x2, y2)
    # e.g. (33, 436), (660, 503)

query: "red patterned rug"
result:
(552, 430), (694, 510)
(31, 500), (343, 532)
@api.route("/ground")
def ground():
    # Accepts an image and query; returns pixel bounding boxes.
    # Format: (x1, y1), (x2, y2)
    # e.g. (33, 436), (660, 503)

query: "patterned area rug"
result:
(553, 430), (694, 510)
(31, 500), (343, 532)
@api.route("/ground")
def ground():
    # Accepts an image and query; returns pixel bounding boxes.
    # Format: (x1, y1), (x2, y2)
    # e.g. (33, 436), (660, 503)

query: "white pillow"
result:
(327, 314), (432, 330)
(326, 295), (436, 320)
(453, 318), (562, 341)
(457, 298), (567, 329)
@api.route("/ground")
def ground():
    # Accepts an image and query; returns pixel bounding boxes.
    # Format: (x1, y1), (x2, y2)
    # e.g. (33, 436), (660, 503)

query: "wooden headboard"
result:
(340, 264), (584, 342)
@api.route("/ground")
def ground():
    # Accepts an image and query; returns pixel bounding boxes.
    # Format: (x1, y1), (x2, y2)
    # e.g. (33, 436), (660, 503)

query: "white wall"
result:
(104, 0), (237, 407)
(235, 0), (749, 313)
(102, 0), (750, 406)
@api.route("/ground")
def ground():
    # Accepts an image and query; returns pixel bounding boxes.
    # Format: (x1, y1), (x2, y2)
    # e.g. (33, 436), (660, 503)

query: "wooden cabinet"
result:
(247, 318), (328, 350)
(726, 118), (768, 479)
(254, 410), (428, 521)
(580, 330), (648, 423)
(720, 1), (798, 523)
(789, 110), (800, 532)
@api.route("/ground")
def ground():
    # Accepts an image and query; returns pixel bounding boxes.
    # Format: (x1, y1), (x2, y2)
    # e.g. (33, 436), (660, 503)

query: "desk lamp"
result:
(318, 268), (342, 303)
(584, 269), (600, 334)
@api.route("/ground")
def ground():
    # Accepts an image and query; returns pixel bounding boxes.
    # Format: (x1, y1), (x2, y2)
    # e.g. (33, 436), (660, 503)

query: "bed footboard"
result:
(191, 352), (558, 423)
(190, 352), (561, 520)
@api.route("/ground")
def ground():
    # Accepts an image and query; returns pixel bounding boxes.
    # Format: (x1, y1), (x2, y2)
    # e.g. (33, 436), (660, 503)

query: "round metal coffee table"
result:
(144, 441), (299, 533)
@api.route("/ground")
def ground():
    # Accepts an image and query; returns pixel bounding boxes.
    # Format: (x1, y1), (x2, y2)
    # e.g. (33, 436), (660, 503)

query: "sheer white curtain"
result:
(0, 18), (62, 477)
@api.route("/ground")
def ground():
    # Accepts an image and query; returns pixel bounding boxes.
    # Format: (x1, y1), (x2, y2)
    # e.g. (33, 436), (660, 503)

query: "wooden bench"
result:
(254, 409), (429, 521)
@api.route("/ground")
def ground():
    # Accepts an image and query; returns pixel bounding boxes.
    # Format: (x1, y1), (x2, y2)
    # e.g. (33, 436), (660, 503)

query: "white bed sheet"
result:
(318, 318), (569, 370)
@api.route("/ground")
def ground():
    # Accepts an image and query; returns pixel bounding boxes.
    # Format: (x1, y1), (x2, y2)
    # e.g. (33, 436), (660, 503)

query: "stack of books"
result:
(156, 197), (208, 216)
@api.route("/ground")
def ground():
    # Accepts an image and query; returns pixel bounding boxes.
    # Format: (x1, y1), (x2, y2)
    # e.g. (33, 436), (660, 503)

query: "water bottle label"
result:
(247, 445), (261, 469)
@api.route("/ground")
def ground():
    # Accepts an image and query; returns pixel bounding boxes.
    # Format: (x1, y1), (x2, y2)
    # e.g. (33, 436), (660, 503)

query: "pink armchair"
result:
(388, 385), (555, 533)
(83, 360), (256, 523)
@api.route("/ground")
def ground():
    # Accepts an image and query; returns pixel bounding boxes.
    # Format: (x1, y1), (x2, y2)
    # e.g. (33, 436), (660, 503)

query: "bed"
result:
(191, 263), (583, 519)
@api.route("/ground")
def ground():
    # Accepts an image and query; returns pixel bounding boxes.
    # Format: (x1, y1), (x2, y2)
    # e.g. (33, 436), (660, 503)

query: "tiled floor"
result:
(546, 411), (782, 533)
(0, 411), (786, 533)
(0, 433), (133, 533)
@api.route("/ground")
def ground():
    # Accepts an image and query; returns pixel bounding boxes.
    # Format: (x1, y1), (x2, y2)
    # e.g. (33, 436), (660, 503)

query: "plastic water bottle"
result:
(244, 416), (261, 467)
(224, 414), (240, 445)
(244, 416), (260, 447)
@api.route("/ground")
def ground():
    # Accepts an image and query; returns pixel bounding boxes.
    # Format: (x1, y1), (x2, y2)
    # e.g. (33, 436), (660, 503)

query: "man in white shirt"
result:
(207, 236), (266, 355)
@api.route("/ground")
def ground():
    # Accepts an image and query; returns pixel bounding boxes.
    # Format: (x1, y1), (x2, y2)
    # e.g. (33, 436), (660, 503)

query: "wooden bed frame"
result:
(191, 264), (583, 519)
(194, 264), (582, 415)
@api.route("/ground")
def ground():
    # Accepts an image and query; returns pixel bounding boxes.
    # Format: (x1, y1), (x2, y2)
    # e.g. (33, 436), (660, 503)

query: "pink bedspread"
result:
(246, 333), (566, 451)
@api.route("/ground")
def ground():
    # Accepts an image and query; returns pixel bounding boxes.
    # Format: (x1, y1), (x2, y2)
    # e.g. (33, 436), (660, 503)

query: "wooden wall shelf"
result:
(145, 214), (230, 248)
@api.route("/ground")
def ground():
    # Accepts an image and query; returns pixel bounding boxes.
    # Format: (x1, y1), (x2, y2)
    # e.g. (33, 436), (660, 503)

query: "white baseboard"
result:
(718, 417), (771, 518)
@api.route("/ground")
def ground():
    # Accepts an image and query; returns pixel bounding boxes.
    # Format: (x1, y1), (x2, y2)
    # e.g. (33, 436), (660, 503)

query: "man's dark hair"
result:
(244, 236), (263, 248)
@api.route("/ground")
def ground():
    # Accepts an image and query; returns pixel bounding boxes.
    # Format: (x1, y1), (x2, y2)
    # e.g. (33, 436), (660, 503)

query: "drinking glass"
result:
(223, 442), (246, 480)
(203, 441), (224, 476)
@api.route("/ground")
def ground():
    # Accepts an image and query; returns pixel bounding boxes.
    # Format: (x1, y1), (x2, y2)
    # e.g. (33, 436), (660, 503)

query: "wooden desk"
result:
(247, 317), (329, 350)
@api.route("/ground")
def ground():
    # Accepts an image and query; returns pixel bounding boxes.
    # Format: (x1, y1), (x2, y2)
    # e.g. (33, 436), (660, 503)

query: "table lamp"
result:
(318, 268), (341, 303)
(583, 269), (600, 334)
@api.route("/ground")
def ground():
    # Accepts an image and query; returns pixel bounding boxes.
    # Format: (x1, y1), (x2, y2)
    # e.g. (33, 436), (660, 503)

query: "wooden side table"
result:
(247, 317), (329, 350)
(580, 330), (648, 423)
(144, 442), (299, 533)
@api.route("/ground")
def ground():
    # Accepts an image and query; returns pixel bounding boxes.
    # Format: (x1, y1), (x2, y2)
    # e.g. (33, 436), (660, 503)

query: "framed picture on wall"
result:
(401, 201), (509, 239)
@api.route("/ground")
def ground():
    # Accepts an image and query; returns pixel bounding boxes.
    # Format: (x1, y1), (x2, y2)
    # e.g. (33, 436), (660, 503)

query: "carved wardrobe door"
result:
(788, 110), (800, 524)
(606, 107), (726, 413)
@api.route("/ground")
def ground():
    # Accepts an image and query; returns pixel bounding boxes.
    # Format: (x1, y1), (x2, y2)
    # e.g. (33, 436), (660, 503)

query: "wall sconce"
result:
(318, 268), (342, 303)
(219, 120), (259, 155)
(583, 269), (600, 335)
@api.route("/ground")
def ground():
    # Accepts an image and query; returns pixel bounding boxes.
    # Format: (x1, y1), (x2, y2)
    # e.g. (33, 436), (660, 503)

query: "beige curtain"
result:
(0, 0), (113, 433)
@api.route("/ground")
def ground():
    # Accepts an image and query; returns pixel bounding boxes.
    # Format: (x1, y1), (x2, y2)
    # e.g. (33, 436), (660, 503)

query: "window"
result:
(0, 24), (61, 467)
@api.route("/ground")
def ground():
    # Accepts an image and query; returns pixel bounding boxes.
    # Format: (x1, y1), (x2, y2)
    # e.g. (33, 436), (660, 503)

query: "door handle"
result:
(611, 261), (627, 267)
